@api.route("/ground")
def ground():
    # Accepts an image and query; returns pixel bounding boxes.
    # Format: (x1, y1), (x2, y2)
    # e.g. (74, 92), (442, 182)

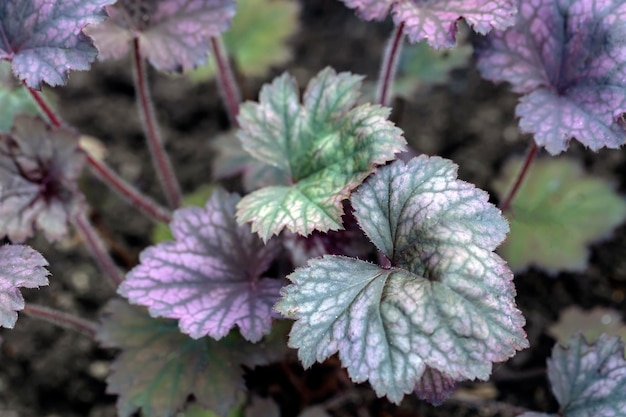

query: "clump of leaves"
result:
(235, 67), (407, 240)
(476, 0), (626, 154)
(190, 0), (299, 80)
(0, 115), (86, 242)
(276, 156), (528, 404)
(493, 157), (626, 273)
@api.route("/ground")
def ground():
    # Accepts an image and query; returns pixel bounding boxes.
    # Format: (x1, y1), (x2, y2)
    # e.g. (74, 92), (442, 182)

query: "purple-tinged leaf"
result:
(236, 68), (406, 241)
(276, 157), (528, 404)
(547, 334), (626, 416)
(0, 115), (85, 243)
(0, 244), (49, 328)
(98, 299), (288, 417)
(413, 368), (457, 406)
(475, 0), (626, 154)
(84, 0), (236, 72)
(0, 0), (114, 89)
(340, 0), (517, 48)
(120, 189), (283, 342)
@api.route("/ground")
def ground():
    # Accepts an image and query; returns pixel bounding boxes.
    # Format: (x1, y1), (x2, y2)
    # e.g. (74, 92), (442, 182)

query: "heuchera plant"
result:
(1, 0), (626, 416)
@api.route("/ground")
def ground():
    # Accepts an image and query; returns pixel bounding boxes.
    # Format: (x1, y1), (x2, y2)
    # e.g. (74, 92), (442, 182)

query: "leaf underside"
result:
(276, 156), (528, 404)
(339, 0), (517, 48)
(98, 300), (288, 417)
(0, 0), (114, 89)
(493, 157), (626, 274)
(121, 189), (283, 342)
(0, 244), (49, 328)
(84, 0), (236, 71)
(236, 67), (406, 241)
(476, 0), (626, 154)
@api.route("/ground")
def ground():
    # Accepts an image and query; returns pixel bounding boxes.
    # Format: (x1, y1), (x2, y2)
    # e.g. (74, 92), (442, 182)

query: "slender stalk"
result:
(26, 86), (172, 224)
(132, 38), (182, 208)
(23, 303), (97, 339)
(72, 209), (123, 288)
(376, 22), (405, 107)
(500, 142), (539, 212)
(210, 36), (242, 125)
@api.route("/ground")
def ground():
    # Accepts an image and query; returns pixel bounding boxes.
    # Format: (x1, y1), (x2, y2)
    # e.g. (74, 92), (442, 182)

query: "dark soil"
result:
(2, 1), (626, 416)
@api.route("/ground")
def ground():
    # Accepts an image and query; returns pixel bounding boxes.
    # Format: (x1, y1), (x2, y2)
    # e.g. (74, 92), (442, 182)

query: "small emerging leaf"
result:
(0, 115), (86, 242)
(85, 0), (236, 72)
(0, 245), (49, 328)
(276, 157), (528, 404)
(121, 189), (283, 342)
(339, 0), (517, 48)
(493, 158), (626, 273)
(0, 0), (114, 89)
(236, 68), (406, 241)
(476, 0), (626, 154)
(547, 334), (626, 416)
(190, 0), (299, 80)
(98, 299), (287, 417)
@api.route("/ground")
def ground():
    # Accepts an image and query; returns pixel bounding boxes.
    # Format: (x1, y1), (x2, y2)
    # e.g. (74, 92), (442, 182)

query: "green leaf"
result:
(98, 299), (287, 417)
(190, 0), (299, 80)
(276, 157), (528, 404)
(548, 334), (626, 416)
(493, 157), (626, 273)
(237, 68), (406, 240)
(0, 62), (40, 133)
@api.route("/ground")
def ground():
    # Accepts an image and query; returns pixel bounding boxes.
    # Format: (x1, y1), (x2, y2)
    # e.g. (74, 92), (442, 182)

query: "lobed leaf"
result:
(0, 115), (85, 242)
(493, 157), (626, 273)
(120, 189), (283, 342)
(339, 0), (517, 48)
(0, 0), (114, 89)
(98, 299), (287, 417)
(547, 334), (626, 416)
(236, 68), (406, 241)
(276, 157), (528, 404)
(84, 0), (236, 72)
(0, 245), (49, 328)
(475, 0), (626, 154)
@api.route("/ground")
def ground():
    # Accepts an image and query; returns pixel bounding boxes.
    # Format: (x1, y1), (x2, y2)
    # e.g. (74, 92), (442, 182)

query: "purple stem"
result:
(132, 38), (183, 209)
(26, 86), (172, 224)
(210, 36), (242, 125)
(23, 303), (97, 339)
(376, 22), (405, 107)
(500, 142), (539, 212)
(73, 209), (124, 288)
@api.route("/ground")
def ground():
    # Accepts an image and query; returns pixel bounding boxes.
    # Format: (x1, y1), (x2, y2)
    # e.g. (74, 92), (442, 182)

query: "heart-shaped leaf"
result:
(276, 156), (528, 404)
(236, 67), (406, 241)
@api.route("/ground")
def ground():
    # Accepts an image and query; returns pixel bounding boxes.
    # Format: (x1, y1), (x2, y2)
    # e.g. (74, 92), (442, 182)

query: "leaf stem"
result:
(22, 303), (97, 339)
(376, 22), (405, 107)
(132, 38), (182, 209)
(72, 209), (123, 288)
(25, 86), (172, 224)
(499, 142), (539, 212)
(210, 36), (242, 125)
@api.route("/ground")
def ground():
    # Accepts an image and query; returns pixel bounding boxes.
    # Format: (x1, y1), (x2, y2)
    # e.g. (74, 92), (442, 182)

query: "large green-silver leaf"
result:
(236, 67), (406, 241)
(276, 157), (528, 404)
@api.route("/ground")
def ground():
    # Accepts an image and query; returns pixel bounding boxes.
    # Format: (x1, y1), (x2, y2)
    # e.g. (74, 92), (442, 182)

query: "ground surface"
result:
(1, 1), (626, 416)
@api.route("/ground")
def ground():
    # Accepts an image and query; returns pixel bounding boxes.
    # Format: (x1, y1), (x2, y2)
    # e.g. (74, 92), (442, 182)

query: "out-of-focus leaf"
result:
(121, 190), (283, 342)
(0, 245), (49, 328)
(276, 157), (528, 404)
(190, 0), (299, 80)
(548, 307), (626, 349)
(476, 0), (626, 154)
(84, 0), (236, 72)
(547, 334), (626, 416)
(493, 158), (626, 273)
(98, 299), (286, 417)
(339, 0), (517, 48)
(0, 62), (40, 133)
(236, 68), (406, 241)
(0, 115), (86, 242)
(0, 0), (114, 89)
